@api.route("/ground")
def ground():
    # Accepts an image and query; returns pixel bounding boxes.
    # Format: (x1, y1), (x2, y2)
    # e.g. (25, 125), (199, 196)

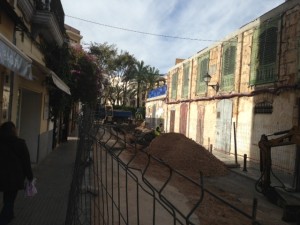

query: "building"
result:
(147, 0), (300, 189)
(64, 24), (82, 134)
(65, 24), (83, 45)
(0, 0), (70, 164)
(145, 75), (167, 128)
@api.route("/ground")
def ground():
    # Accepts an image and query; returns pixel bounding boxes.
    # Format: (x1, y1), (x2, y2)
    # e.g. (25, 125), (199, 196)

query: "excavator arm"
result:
(258, 126), (300, 194)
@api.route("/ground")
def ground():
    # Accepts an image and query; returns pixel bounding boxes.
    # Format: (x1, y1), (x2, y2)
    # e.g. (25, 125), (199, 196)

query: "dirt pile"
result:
(145, 133), (228, 178)
(119, 132), (283, 225)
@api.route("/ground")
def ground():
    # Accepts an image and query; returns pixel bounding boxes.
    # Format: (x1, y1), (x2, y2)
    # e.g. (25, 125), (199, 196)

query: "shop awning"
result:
(0, 33), (32, 80)
(50, 72), (71, 95)
(31, 58), (71, 95)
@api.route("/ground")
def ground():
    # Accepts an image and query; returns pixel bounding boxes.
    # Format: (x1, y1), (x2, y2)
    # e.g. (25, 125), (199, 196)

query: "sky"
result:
(61, 0), (285, 74)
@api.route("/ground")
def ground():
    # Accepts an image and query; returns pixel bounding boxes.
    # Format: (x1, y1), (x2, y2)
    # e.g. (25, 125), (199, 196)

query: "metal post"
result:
(210, 144), (213, 154)
(243, 154), (247, 172)
(233, 122), (238, 165)
(252, 198), (258, 223)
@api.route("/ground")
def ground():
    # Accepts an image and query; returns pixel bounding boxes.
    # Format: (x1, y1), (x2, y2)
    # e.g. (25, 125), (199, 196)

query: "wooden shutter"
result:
(250, 16), (280, 85)
(181, 63), (190, 99)
(171, 72), (178, 99)
(196, 52), (209, 94)
(221, 38), (237, 91)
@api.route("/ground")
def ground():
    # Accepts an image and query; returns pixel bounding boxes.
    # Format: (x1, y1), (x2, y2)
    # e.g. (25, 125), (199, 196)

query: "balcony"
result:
(17, 0), (34, 22)
(18, 0), (65, 46)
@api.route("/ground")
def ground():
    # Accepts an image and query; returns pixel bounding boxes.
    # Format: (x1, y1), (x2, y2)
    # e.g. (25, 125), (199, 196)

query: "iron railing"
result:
(65, 106), (260, 225)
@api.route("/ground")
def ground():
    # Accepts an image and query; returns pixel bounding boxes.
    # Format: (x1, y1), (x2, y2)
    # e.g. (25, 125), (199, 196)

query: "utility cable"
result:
(66, 15), (222, 42)
(66, 15), (293, 45)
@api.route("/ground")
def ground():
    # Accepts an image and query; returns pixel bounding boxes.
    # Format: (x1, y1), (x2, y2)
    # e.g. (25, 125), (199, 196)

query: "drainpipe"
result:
(165, 72), (170, 133)
(235, 32), (244, 129)
(8, 26), (17, 121)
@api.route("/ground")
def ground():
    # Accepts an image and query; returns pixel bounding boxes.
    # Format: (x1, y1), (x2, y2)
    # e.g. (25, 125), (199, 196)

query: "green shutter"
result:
(171, 72), (178, 99)
(221, 38), (237, 91)
(196, 52), (209, 94)
(182, 63), (190, 99)
(250, 16), (279, 85)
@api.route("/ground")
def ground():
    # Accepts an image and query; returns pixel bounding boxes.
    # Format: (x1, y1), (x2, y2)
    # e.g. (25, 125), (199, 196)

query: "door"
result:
(180, 103), (188, 136)
(18, 89), (42, 163)
(169, 110), (175, 132)
(196, 105), (205, 144)
(215, 99), (232, 153)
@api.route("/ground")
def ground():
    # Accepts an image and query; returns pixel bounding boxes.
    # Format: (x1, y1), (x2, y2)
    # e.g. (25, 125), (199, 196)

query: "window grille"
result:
(254, 102), (273, 114)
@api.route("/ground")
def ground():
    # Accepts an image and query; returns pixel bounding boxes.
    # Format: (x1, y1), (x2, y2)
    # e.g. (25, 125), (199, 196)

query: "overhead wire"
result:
(66, 15), (221, 43)
(66, 15), (291, 45)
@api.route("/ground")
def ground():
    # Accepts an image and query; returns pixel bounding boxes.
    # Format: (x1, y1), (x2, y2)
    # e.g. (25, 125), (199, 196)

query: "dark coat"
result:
(0, 136), (33, 191)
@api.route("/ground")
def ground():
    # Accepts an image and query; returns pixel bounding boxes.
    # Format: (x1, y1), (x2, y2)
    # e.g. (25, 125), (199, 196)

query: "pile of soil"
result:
(119, 132), (284, 225)
(145, 133), (228, 178)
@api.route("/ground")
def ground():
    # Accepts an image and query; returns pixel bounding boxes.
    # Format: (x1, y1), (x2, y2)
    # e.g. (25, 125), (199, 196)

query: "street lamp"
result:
(203, 72), (219, 92)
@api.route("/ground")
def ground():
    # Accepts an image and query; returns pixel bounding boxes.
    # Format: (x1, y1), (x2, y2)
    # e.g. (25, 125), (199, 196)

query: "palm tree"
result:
(126, 60), (149, 108)
(145, 66), (160, 91)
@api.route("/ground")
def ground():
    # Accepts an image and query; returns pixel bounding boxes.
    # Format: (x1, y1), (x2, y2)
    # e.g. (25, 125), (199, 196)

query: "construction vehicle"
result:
(256, 126), (300, 222)
(95, 105), (133, 124)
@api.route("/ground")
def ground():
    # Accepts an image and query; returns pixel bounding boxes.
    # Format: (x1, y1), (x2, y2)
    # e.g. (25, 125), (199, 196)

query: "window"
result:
(196, 52), (209, 94)
(181, 63), (190, 99)
(171, 72), (178, 100)
(221, 38), (237, 91)
(254, 102), (273, 114)
(250, 17), (280, 85)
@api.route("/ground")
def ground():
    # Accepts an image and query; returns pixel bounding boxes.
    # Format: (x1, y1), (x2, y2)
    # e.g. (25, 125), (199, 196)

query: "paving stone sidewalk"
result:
(0, 138), (77, 225)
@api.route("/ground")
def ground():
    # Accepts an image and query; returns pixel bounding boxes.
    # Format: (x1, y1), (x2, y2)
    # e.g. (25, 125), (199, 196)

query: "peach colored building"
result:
(0, 0), (70, 164)
(147, 0), (300, 189)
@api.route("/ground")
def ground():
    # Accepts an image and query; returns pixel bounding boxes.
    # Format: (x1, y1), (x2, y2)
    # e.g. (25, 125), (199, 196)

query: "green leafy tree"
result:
(89, 42), (118, 73)
(89, 43), (137, 107)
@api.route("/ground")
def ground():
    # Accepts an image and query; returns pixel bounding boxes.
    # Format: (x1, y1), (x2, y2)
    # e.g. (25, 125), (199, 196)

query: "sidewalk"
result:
(213, 149), (300, 202)
(0, 137), (77, 225)
(1, 134), (300, 225)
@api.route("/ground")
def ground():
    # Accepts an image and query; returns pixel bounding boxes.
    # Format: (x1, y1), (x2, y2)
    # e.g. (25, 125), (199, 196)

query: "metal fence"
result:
(65, 106), (261, 225)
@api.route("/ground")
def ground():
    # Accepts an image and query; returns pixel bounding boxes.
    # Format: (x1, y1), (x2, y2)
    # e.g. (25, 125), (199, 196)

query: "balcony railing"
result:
(17, 0), (65, 46)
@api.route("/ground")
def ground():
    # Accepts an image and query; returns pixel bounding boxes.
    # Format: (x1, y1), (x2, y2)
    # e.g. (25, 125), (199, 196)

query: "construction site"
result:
(65, 107), (300, 225)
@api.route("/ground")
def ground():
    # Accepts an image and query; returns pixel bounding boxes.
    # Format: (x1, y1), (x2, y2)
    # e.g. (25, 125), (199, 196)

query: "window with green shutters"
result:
(221, 38), (237, 91)
(250, 16), (280, 85)
(171, 72), (178, 100)
(196, 52), (209, 94)
(181, 63), (190, 99)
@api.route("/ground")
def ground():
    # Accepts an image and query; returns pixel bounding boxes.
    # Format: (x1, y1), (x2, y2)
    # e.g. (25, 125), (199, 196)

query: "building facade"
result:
(0, 0), (70, 164)
(147, 0), (300, 189)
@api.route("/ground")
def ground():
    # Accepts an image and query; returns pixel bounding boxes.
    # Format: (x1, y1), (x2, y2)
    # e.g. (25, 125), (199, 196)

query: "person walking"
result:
(0, 121), (33, 225)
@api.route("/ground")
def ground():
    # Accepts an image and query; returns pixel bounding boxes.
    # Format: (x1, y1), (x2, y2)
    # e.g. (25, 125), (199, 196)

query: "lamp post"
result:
(203, 72), (219, 92)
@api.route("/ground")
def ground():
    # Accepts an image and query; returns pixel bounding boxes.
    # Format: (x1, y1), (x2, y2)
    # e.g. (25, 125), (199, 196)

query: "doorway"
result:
(18, 89), (42, 163)
(215, 99), (233, 153)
